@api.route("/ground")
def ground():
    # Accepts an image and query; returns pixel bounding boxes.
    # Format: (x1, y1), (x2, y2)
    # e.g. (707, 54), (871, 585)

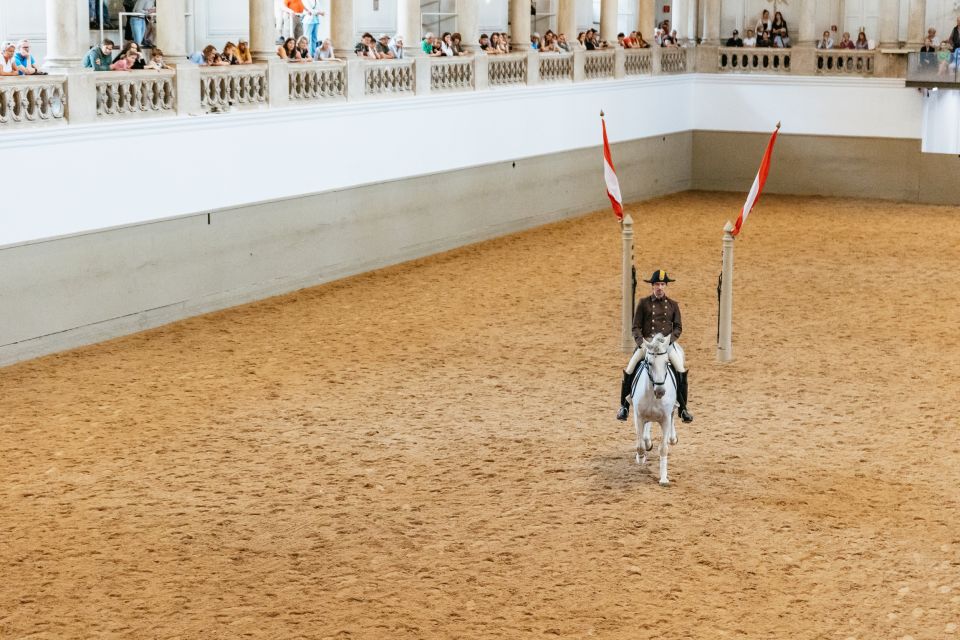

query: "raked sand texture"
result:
(1, 193), (959, 639)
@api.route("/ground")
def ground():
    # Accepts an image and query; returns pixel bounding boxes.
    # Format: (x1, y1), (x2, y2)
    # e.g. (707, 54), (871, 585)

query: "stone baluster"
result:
(509, 0), (531, 50)
(600, 0), (618, 44)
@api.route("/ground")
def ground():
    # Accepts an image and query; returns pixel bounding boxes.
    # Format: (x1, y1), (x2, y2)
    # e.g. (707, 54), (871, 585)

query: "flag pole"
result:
(717, 220), (735, 362)
(622, 214), (634, 353)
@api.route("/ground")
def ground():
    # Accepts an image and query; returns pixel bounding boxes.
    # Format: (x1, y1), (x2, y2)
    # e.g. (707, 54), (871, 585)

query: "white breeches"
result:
(625, 342), (686, 374)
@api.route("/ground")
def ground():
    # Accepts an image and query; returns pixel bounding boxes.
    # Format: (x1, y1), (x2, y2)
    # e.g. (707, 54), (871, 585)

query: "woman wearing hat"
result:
(616, 269), (693, 423)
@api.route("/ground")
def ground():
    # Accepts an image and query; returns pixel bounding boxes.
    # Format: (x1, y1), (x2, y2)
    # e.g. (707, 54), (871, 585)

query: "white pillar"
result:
(877, 0), (899, 47)
(558, 0), (577, 41)
(906, 0), (925, 46)
(686, 0), (698, 44)
(600, 0), (619, 43)
(44, 0), (87, 70)
(397, 0), (422, 54)
(637, 0), (654, 40)
(671, 0), (687, 41)
(621, 214), (635, 354)
(717, 220), (735, 362)
(157, 0), (189, 63)
(509, 0), (531, 50)
(702, 0), (720, 44)
(331, 0), (356, 57)
(457, 0), (480, 51)
(250, 0), (278, 60)
(797, 0), (817, 46)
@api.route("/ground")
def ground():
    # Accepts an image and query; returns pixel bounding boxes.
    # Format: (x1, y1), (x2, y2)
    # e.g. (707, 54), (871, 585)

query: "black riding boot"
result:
(677, 371), (693, 423)
(616, 370), (634, 421)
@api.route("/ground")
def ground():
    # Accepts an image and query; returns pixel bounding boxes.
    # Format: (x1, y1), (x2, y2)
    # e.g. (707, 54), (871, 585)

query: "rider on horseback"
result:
(616, 269), (694, 423)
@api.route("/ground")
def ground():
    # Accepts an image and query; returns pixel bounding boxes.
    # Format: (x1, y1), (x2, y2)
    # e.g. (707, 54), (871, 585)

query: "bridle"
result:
(644, 348), (670, 387)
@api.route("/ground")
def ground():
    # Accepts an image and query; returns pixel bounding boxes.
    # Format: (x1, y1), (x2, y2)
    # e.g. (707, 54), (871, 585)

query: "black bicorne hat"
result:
(644, 269), (675, 284)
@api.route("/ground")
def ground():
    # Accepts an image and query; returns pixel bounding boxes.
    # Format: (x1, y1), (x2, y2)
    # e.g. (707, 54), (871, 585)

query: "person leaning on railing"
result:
(14, 40), (44, 75)
(314, 38), (339, 61)
(236, 39), (253, 64)
(110, 47), (141, 71)
(1, 41), (20, 76)
(83, 39), (116, 71)
(190, 45), (230, 66)
(816, 30), (834, 49)
(295, 36), (311, 61)
(278, 37), (302, 60)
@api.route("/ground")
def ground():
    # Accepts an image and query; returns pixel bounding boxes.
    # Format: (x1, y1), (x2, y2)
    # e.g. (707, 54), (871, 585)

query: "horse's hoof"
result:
(669, 436), (678, 446)
(659, 479), (670, 487)
(635, 452), (641, 464)
(643, 439), (652, 452)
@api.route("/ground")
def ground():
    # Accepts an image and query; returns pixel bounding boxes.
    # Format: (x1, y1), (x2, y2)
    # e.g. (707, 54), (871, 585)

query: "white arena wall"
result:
(0, 75), (945, 366)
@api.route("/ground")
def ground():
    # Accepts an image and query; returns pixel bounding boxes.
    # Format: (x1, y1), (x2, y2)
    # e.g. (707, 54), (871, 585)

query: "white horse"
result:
(629, 333), (679, 486)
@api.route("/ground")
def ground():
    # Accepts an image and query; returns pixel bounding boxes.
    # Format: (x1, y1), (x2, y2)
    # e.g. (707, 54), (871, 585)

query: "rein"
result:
(644, 350), (670, 386)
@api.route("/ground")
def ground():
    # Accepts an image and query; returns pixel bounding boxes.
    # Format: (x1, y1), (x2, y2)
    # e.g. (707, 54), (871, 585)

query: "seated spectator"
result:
(937, 41), (953, 76)
(314, 38), (338, 60)
(355, 32), (380, 58)
(390, 35), (405, 58)
(278, 37), (302, 60)
(772, 11), (790, 47)
(1, 42), (19, 76)
(236, 39), (253, 64)
(144, 47), (170, 70)
(837, 31), (854, 49)
(742, 28), (756, 47)
(221, 41), (241, 64)
(83, 39), (116, 70)
(376, 33), (395, 58)
(14, 40), (43, 75)
(926, 27), (940, 47)
(557, 32), (572, 51)
(530, 32), (541, 50)
(295, 35), (311, 60)
(756, 30), (773, 47)
(110, 46), (141, 70)
(726, 29), (742, 47)
(816, 30), (833, 49)
(451, 33), (467, 55)
(855, 30), (870, 50)
(920, 36), (936, 54)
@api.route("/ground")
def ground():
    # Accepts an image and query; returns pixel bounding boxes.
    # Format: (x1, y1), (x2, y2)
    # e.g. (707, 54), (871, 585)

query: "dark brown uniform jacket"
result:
(632, 294), (682, 347)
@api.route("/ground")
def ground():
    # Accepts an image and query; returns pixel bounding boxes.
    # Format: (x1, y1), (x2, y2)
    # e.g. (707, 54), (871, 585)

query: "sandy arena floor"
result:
(1, 192), (959, 639)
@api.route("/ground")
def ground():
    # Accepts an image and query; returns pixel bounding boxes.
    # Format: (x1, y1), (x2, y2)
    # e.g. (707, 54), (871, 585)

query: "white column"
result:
(331, 0), (356, 57)
(671, 0), (687, 41)
(250, 0), (278, 60)
(877, 0), (899, 47)
(600, 0), (619, 43)
(702, 0), (720, 44)
(457, 0), (480, 51)
(157, 0), (188, 63)
(797, 0), (817, 46)
(717, 221), (735, 362)
(44, 0), (87, 70)
(637, 0), (654, 40)
(686, 0), (698, 44)
(558, 0), (577, 41)
(906, 0), (925, 46)
(509, 0), (531, 50)
(397, 0), (422, 54)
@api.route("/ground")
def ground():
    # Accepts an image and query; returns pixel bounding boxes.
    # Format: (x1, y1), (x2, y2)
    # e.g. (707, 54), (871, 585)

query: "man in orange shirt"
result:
(281, 0), (304, 41)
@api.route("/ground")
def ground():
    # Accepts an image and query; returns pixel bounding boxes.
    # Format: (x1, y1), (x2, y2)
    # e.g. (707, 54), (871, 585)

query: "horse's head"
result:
(643, 334), (671, 399)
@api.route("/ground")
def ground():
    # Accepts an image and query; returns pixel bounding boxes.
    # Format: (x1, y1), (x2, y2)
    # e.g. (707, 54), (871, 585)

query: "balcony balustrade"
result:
(96, 70), (176, 118)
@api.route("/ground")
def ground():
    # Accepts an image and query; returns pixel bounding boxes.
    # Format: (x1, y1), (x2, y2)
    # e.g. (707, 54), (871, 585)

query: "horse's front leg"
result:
(658, 418), (672, 486)
(642, 421), (653, 453)
(633, 404), (646, 465)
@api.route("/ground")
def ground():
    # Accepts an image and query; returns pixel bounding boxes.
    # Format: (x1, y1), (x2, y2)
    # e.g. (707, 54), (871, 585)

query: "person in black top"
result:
(726, 29), (743, 47)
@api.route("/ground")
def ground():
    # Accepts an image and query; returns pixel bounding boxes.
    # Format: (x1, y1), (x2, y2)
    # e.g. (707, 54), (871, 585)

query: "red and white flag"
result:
(601, 113), (623, 221)
(732, 122), (781, 237)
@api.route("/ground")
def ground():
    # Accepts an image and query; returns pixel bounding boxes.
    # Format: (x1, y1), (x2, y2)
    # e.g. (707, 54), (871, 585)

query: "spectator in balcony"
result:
(726, 29), (742, 47)
(541, 32), (559, 52)
(14, 40), (42, 75)
(616, 32), (626, 48)
(282, 0), (305, 41)
(937, 41), (954, 76)
(742, 28), (756, 47)
(440, 32), (457, 56)
(577, 32), (587, 47)
(278, 37), (302, 60)
(421, 32), (437, 55)
(452, 33), (468, 55)
(236, 39), (253, 64)
(661, 30), (678, 47)
(192, 45), (230, 65)
(772, 11), (790, 47)
(376, 33), (395, 58)
(755, 9), (773, 35)
(1, 42), (19, 76)
(837, 31), (854, 49)
(221, 42), (241, 65)
(499, 33), (511, 53)
(950, 17), (960, 51)
(816, 30), (833, 49)
(129, 0), (155, 47)
(82, 39), (116, 71)
(756, 29), (773, 47)
(110, 46), (142, 70)
(89, 0), (113, 29)
(855, 30), (870, 50)
(302, 0), (326, 58)
(144, 47), (170, 70)
(314, 38), (337, 60)
(114, 41), (147, 69)
(295, 35), (311, 60)
(391, 35), (405, 58)
(530, 32), (541, 50)
(480, 33), (492, 51)
(926, 27), (940, 47)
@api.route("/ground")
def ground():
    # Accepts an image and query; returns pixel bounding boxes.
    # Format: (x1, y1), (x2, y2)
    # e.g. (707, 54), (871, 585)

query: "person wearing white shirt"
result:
(927, 27), (940, 47)
(755, 9), (773, 35)
(816, 30), (833, 49)
(742, 28), (756, 47)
